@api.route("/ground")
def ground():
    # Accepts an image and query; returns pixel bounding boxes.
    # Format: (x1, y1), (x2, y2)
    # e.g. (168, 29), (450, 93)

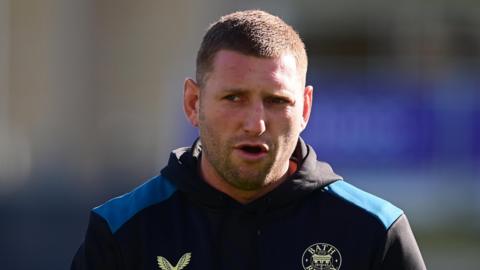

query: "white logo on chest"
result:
(302, 243), (342, 270)
(157, 252), (191, 270)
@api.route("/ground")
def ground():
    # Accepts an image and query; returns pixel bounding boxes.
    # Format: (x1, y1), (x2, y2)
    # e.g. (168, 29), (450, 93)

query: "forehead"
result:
(207, 50), (301, 90)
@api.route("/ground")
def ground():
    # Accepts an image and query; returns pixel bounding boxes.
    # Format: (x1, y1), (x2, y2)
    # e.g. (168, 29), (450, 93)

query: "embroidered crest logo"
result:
(157, 252), (191, 270)
(302, 243), (342, 270)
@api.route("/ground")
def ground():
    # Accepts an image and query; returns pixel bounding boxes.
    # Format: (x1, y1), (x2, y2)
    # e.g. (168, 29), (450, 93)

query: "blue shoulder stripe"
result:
(325, 181), (403, 229)
(93, 175), (176, 233)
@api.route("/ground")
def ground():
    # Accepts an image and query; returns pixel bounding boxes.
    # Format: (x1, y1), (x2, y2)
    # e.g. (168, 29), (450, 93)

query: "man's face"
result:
(188, 50), (312, 191)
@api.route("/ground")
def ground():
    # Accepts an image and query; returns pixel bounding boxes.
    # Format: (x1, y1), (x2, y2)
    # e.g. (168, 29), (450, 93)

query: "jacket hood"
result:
(160, 138), (342, 210)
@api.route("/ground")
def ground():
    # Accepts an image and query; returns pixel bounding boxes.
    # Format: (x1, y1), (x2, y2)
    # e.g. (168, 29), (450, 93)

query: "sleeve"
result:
(71, 211), (123, 270)
(378, 214), (426, 270)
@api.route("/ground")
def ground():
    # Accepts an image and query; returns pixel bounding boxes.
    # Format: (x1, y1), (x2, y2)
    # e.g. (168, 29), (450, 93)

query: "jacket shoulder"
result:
(324, 180), (403, 229)
(92, 175), (177, 233)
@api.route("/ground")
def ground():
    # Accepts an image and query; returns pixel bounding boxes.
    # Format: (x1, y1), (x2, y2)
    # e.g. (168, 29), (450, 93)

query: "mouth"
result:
(234, 143), (269, 160)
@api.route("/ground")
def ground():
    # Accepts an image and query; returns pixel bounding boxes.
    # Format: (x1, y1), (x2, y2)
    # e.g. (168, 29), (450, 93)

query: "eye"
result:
(223, 94), (241, 102)
(266, 96), (290, 105)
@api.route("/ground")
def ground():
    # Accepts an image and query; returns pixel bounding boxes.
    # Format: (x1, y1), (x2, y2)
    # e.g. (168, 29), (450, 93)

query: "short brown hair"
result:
(196, 10), (308, 86)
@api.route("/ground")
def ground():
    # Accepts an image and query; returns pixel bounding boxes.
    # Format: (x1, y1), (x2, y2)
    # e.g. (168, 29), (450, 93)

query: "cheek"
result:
(208, 106), (246, 128)
(270, 118), (299, 143)
(271, 108), (303, 130)
(199, 101), (224, 121)
(200, 107), (237, 134)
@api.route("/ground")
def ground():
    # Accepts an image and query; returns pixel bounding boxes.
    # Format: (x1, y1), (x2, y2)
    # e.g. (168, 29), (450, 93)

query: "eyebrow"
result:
(220, 87), (294, 96)
(220, 88), (249, 94)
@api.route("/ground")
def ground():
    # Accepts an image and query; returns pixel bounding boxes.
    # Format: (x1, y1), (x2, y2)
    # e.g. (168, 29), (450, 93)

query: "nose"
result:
(242, 102), (266, 136)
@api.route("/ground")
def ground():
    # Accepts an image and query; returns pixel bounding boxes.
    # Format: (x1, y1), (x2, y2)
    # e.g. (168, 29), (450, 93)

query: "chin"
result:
(230, 181), (265, 191)
(225, 173), (267, 190)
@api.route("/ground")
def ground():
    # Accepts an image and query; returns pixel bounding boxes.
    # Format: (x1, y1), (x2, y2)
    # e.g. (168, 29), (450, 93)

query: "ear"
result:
(301, 85), (313, 130)
(183, 78), (200, 127)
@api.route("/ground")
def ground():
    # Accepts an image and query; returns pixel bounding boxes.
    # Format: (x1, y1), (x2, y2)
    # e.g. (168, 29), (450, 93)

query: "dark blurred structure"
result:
(0, 1), (479, 269)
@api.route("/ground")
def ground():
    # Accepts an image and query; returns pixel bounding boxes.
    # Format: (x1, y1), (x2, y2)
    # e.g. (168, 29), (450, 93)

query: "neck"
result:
(199, 155), (297, 204)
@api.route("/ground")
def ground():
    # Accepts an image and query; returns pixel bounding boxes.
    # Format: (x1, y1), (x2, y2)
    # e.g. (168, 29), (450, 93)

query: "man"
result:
(72, 10), (426, 270)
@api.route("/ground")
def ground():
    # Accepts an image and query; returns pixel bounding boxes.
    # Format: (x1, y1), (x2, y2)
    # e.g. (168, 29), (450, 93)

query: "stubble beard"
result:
(200, 132), (272, 191)
(200, 126), (295, 191)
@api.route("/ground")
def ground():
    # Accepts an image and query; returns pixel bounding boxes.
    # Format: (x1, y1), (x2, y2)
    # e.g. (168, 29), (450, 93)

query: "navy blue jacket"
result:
(72, 139), (426, 270)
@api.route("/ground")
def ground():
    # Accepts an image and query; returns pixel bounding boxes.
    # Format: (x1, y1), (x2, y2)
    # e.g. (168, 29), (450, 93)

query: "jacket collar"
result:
(160, 138), (342, 210)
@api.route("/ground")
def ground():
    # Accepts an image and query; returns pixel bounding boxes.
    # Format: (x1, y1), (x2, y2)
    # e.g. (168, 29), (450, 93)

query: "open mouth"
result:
(235, 143), (269, 156)
(241, 145), (265, 154)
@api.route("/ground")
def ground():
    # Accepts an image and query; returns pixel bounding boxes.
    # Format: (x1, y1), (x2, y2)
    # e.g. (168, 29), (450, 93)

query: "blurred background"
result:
(0, 0), (479, 269)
